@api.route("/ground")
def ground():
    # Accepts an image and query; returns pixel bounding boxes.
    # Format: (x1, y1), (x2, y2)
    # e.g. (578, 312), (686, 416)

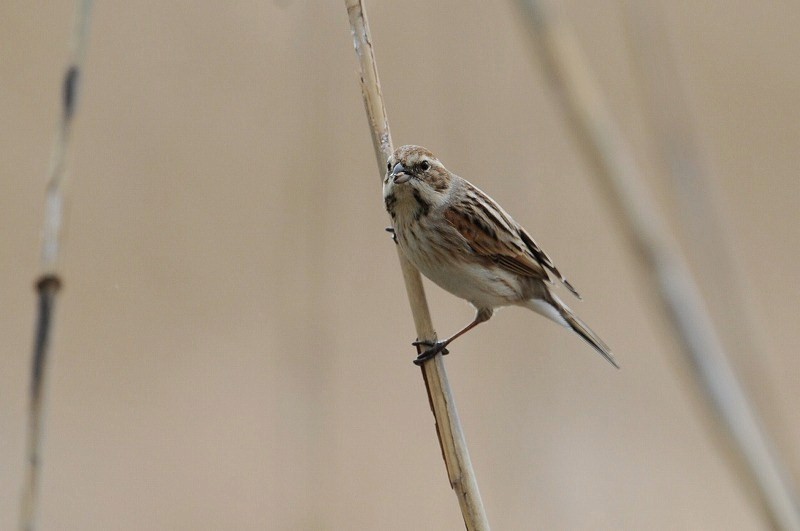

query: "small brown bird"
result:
(383, 145), (617, 368)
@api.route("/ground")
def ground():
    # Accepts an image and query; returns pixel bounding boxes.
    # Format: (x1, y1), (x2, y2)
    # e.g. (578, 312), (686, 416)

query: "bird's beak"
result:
(391, 162), (411, 184)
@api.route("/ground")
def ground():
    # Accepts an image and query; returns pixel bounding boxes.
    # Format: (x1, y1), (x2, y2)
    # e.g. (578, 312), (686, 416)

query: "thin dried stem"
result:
(515, 1), (800, 529)
(20, 2), (94, 530)
(623, 2), (777, 387)
(344, 1), (490, 529)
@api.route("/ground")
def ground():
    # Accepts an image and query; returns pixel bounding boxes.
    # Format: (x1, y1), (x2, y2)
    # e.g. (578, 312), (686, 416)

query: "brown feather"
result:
(444, 202), (550, 281)
(444, 181), (582, 298)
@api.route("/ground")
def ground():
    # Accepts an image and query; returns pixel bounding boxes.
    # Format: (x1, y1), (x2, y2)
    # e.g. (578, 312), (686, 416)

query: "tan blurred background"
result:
(2, 1), (798, 529)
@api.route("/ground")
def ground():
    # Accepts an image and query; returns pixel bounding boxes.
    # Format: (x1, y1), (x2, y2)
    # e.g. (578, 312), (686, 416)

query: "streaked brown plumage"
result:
(383, 144), (617, 368)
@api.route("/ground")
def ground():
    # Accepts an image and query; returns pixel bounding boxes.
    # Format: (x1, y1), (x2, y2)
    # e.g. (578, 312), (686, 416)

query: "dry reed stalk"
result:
(515, 1), (800, 529)
(344, 1), (489, 529)
(20, 2), (94, 530)
(623, 2), (780, 388)
(623, 5), (800, 529)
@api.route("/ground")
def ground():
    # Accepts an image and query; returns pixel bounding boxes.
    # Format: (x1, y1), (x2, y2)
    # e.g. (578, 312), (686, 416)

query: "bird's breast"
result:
(393, 212), (524, 309)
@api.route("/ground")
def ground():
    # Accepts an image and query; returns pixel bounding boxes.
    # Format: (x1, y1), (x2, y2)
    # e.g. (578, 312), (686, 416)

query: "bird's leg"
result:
(412, 308), (493, 366)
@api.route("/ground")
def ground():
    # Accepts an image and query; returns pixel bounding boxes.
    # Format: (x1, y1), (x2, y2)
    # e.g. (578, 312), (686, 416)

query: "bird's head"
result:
(383, 145), (452, 214)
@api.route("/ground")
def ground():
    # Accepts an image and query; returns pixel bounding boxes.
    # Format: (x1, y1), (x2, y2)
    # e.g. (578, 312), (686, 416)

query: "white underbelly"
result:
(395, 212), (525, 310)
(416, 259), (523, 310)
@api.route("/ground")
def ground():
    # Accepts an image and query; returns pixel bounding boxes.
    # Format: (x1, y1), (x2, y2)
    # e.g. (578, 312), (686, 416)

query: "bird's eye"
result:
(387, 161), (392, 172)
(420, 161), (430, 171)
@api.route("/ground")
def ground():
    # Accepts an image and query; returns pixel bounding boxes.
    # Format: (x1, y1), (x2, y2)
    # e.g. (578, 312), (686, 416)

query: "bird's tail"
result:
(524, 294), (619, 369)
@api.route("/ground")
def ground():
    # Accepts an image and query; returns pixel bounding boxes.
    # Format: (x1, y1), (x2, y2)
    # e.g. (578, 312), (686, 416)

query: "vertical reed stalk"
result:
(623, 2), (778, 391)
(515, 1), (800, 529)
(623, 5), (800, 528)
(20, 2), (94, 530)
(344, 1), (490, 529)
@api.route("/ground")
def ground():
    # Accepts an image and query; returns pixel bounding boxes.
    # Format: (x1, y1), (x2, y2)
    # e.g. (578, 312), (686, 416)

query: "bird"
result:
(382, 144), (618, 368)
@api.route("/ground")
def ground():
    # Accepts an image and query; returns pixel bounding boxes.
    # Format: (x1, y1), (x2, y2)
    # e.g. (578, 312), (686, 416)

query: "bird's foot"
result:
(411, 339), (449, 366)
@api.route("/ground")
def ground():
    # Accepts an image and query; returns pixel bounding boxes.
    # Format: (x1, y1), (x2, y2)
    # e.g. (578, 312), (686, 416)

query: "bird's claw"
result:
(412, 339), (449, 365)
(385, 227), (397, 244)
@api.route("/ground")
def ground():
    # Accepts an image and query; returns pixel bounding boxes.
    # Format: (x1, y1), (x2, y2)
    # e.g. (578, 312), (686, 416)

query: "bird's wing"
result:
(444, 184), (582, 299)
(517, 226), (581, 299)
